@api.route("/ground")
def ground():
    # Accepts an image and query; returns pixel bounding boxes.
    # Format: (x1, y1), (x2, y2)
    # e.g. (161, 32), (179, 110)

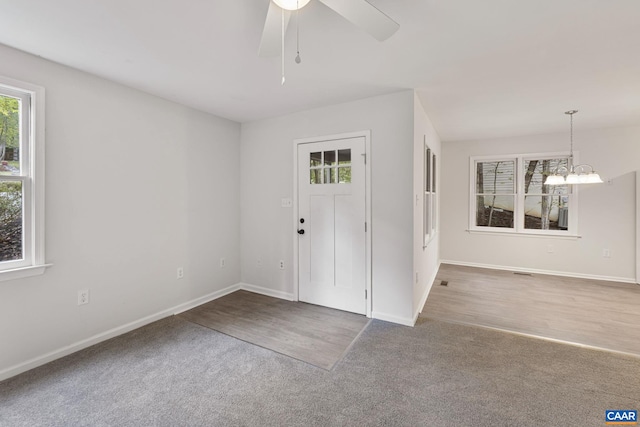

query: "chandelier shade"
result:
(273, 0), (311, 10)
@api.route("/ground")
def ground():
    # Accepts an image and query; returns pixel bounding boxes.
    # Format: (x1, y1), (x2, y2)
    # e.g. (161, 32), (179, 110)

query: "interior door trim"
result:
(293, 130), (372, 318)
(636, 171), (639, 284)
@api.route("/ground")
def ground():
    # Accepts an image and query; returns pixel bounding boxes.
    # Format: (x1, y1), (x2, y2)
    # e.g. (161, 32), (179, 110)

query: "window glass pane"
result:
(432, 154), (437, 193)
(524, 195), (569, 230)
(425, 148), (431, 192)
(338, 149), (351, 165)
(476, 161), (514, 194)
(324, 151), (336, 167)
(476, 195), (514, 228)
(0, 181), (23, 261)
(0, 95), (21, 176)
(310, 152), (322, 167)
(324, 168), (335, 184)
(524, 158), (569, 193)
(310, 169), (322, 184)
(338, 167), (351, 183)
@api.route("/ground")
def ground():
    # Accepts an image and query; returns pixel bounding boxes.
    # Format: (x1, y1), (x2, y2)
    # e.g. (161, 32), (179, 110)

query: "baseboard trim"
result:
(413, 261), (441, 325)
(372, 311), (414, 327)
(239, 282), (295, 301)
(172, 284), (242, 315)
(440, 259), (637, 284)
(0, 282), (243, 382)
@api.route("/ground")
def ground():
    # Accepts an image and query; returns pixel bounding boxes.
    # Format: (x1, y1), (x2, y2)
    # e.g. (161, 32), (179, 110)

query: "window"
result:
(424, 139), (437, 247)
(470, 153), (575, 235)
(310, 150), (351, 184)
(0, 76), (46, 281)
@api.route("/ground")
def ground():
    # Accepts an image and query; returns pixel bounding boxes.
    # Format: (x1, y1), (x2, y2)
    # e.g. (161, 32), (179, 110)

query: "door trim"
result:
(292, 130), (372, 318)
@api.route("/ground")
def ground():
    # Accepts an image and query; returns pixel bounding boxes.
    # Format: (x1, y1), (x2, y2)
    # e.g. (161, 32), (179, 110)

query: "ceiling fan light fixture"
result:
(273, 0), (311, 11)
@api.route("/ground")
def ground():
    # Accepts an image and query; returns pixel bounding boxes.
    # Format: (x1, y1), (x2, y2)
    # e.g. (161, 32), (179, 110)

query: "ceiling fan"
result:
(258, 0), (400, 57)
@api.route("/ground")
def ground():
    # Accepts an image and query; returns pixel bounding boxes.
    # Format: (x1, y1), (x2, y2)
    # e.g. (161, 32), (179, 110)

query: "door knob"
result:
(297, 229), (305, 235)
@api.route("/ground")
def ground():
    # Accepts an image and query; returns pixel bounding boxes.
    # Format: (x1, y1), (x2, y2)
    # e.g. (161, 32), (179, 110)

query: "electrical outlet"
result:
(415, 272), (419, 283)
(603, 249), (611, 258)
(257, 257), (262, 267)
(220, 258), (226, 268)
(177, 267), (184, 279)
(279, 260), (285, 270)
(78, 289), (89, 305)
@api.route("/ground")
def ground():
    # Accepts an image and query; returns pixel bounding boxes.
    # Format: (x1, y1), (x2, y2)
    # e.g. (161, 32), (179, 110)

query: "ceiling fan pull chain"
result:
(281, 7), (286, 85)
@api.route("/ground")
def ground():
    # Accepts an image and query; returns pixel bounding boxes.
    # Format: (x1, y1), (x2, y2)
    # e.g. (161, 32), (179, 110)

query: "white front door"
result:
(297, 137), (366, 314)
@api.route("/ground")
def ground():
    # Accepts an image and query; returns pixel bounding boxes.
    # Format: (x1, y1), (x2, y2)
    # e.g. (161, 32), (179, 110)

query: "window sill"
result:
(0, 264), (53, 282)
(466, 229), (581, 240)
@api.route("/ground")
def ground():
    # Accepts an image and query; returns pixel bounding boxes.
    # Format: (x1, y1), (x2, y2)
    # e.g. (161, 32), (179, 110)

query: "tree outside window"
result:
(471, 154), (573, 235)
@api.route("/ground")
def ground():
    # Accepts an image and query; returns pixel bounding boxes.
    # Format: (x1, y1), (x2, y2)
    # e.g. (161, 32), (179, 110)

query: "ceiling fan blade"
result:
(259, 1), (292, 57)
(318, 0), (399, 41)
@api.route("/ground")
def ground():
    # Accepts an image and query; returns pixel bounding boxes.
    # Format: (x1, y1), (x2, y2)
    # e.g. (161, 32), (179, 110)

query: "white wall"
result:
(240, 91), (417, 324)
(0, 44), (241, 378)
(413, 94), (441, 320)
(441, 125), (640, 282)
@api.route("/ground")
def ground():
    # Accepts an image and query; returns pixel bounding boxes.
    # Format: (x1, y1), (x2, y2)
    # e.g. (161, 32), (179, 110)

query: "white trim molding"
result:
(0, 263), (52, 282)
(0, 75), (48, 280)
(636, 171), (639, 284)
(413, 261), (441, 324)
(293, 130), (373, 317)
(0, 283), (300, 382)
(372, 311), (415, 327)
(440, 259), (637, 284)
(239, 282), (295, 301)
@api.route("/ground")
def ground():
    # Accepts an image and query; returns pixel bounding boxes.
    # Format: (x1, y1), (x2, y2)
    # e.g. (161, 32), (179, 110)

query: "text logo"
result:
(606, 410), (637, 425)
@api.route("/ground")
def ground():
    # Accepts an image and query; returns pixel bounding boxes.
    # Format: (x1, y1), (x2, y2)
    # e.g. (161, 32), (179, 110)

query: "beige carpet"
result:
(178, 290), (370, 370)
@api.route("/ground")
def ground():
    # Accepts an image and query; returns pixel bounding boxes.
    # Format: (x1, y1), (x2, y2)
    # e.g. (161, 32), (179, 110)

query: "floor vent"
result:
(440, 280), (449, 286)
(513, 272), (533, 276)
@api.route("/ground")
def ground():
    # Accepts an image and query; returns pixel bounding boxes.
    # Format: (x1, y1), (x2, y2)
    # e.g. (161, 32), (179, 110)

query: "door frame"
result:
(636, 171), (639, 284)
(292, 130), (372, 318)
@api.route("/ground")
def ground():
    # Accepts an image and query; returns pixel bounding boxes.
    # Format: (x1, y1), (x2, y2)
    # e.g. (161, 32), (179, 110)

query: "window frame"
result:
(423, 138), (437, 247)
(469, 152), (579, 237)
(0, 75), (47, 282)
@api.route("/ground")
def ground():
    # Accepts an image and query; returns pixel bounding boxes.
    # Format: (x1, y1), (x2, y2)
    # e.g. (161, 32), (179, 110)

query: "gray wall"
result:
(240, 91), (418, 324)
(0, 43), (241, 378)
(440, 126), (640, 281)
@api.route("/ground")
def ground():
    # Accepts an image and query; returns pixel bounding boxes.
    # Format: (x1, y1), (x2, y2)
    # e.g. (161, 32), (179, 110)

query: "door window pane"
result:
(476, 161), (514, 194)
(476, 195), (514, 228)
(338, 167), (351, 183)
(324, 168), (335, 184)
(310, 169), (322, 184)
(324, 151), (336, 166)
(0, 95), (21, 176)
(338, 149), (351, 165)
(310, 152), (322, 167)
(0, 181), (23, 261)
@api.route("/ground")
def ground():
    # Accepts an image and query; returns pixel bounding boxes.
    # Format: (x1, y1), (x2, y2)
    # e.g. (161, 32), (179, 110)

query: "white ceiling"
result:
(0, 0), (638, 141)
